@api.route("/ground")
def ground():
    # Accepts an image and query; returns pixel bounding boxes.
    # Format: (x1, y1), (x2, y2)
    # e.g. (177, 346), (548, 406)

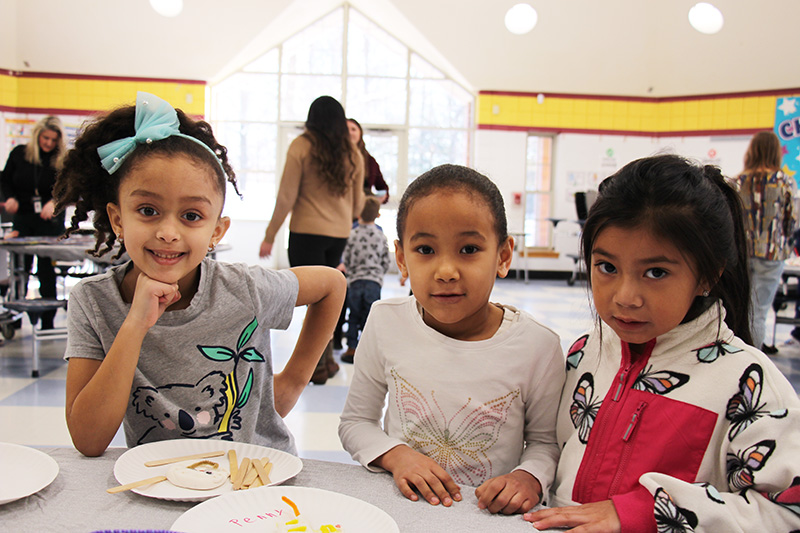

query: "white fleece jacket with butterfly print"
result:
(338, 295), (565, 496)
(552, 302), (800, 532)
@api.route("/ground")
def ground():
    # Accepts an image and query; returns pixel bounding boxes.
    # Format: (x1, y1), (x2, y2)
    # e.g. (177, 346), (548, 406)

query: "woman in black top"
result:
(1, 116), (67, 329)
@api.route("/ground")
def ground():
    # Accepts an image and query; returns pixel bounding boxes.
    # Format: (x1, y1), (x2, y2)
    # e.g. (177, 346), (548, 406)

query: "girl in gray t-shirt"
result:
(53, 92), (346, 457)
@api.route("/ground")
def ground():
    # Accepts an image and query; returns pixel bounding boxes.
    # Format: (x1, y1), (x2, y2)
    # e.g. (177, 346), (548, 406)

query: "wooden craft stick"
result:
(242, 459), (261, 489)
(253, 457), (272, 486)
(107, 475), (167, 494)
(144, 450), (224, 467)
(232, 457), (251, 490)
(247, 458), (271, 488)
(228, 450), (238, 481)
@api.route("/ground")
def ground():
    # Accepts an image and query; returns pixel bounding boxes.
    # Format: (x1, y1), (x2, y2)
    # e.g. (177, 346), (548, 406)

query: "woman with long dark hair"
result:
(260, 96), (365, 384)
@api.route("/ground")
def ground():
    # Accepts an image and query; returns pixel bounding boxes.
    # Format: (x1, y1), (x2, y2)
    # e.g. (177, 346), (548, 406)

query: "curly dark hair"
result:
(53, 103), (239, 259)
(304, 96), (359, 196)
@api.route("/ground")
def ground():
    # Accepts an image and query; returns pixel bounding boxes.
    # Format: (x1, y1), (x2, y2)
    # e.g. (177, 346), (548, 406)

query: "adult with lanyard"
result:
(260, 96), (365, 385)
(1, 116), (67, 330)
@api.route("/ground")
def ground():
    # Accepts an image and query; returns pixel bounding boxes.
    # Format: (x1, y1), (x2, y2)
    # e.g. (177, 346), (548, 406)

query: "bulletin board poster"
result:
(775, 97), (799, 184)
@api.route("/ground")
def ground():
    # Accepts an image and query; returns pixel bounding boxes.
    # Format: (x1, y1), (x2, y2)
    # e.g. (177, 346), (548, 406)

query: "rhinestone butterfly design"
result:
(391, 368), (520, 486)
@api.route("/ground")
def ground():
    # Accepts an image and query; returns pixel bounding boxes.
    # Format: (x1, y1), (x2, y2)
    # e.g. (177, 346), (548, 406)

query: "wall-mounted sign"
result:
(775, 97), (799, 183)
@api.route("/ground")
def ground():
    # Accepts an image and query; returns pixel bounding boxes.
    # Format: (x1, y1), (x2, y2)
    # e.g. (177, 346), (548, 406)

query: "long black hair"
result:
(581, 154), (752, 345)
(304, 96), (358, 196)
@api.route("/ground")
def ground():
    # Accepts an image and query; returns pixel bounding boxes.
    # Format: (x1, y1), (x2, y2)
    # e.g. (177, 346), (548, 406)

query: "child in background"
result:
(340, 196), (390, 363)
(54, 92), (345, 457)
(526, 155), (800, 532)
(339, 164), (565, 515)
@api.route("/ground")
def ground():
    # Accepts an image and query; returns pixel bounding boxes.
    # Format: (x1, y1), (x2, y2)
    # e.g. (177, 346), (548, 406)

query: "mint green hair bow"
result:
(97, 91), (224, 175)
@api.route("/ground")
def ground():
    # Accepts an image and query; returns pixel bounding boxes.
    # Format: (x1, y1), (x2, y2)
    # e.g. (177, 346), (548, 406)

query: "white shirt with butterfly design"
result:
(553, 302), (800, 532)
(338, 295), (565, 496)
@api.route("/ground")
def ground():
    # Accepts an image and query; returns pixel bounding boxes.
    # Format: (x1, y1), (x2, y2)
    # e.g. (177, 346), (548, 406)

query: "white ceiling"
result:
(3, 0), (798, 97)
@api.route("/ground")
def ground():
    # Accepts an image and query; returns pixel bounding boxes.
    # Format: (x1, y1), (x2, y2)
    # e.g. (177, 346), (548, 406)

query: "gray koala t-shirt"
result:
(65, 257), (300, 453)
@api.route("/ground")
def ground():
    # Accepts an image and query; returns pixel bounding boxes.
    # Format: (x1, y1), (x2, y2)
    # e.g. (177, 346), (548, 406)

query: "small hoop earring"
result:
(117, 234), (124, 245)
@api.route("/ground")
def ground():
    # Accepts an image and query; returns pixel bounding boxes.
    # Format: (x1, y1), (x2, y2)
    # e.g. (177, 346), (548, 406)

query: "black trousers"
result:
(287, 232), (347, 269)
(13, 212), (65, 327)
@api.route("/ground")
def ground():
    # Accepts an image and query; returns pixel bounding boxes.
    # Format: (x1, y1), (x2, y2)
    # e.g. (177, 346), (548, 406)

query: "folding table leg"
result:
(31, 328), (40, 378)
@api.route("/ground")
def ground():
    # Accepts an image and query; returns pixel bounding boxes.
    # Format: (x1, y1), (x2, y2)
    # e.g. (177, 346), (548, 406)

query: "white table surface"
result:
(0, 447), (544, 532)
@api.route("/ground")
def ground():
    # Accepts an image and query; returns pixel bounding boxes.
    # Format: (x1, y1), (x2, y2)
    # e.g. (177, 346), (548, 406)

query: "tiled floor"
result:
(1, 274), (799, 463)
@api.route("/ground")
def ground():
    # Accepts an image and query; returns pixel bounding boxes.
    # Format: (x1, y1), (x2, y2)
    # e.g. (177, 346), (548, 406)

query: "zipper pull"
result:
(613, 366), (630, 402)
(622, 402), (647, 442)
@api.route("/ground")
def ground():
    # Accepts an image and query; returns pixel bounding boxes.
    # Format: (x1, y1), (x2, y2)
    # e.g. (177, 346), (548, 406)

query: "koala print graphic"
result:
(132, 371), (232, 444)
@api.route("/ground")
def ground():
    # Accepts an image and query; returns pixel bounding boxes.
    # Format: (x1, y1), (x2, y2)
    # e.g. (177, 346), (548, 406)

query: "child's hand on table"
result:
(524, 499), (621, 532)
(475, 469), (542, 514)
(375, 445), (462, 507)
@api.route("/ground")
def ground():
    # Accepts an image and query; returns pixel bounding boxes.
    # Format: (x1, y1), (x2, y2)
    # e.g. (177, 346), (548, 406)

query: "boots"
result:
(326, 340), (339, 377)
(310, 340), (338, 385)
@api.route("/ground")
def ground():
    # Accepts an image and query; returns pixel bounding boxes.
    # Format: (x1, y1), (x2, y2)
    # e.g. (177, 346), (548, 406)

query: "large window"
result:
(524, 135), (554, 248)
(209, 5), (474, 222)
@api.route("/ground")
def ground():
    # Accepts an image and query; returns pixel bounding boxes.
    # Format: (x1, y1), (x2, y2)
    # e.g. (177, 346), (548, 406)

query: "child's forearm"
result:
(371, 444), (408, 471)
(274, 267), (346, 416)
(66, 320), (148, 456)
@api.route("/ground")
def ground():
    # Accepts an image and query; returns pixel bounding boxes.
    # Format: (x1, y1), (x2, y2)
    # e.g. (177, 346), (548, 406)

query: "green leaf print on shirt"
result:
(196, 317), (265, 433)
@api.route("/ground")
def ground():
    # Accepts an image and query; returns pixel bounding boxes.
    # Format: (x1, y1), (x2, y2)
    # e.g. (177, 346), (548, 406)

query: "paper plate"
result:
(171, 485), (399, 532)
(112, 439), (302, 501)
(0, 443), (59, 505)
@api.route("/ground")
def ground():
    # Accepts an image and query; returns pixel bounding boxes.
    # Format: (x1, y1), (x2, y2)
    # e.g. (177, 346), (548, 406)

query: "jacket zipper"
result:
(608, 401), (648, 496)
(574, 361), (633, 502)
(613, 364), (631, 402)
(573, 340), (655, 503)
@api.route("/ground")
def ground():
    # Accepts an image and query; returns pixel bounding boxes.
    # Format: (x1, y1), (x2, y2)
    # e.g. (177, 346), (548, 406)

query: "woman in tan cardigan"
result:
(260, 96), (364, 384)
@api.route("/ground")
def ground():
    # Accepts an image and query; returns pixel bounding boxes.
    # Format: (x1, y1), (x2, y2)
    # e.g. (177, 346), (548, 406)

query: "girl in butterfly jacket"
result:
(525, 155), (800, 532)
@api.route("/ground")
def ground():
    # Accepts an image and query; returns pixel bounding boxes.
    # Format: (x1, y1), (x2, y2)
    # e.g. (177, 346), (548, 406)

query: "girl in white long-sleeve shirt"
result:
(339, 164), (565, 515)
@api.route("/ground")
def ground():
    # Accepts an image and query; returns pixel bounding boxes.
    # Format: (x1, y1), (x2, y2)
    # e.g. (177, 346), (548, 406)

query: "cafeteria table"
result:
(0, 447), (545, 532)
(0, 234), (125, 300)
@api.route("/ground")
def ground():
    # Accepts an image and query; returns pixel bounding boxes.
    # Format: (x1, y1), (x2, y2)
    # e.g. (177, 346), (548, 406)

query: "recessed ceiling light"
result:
(688, 2), (724, 34)
(505, 3), (538, 35)
(150, 0), (183, 18)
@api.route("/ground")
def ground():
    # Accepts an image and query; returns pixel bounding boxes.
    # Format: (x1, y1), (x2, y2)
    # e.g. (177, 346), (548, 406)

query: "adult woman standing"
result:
(1, 116), (67, 329)
(260, 96), (364, 384)
(734, 131), (797, 353)
(347, 118), (389, 203)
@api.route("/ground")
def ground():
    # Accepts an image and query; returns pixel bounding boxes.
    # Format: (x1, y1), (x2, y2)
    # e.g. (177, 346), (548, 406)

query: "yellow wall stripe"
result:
(478, 90), (800, 136)
(0, 70), (205, 116)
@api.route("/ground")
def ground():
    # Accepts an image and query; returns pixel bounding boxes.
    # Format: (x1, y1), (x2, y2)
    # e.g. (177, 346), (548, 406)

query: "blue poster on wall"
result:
(775, 97), (800, 184)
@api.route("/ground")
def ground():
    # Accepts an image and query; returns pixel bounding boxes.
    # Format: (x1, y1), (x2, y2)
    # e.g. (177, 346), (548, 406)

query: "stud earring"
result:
(702, 290), (709, 297)
(117, 234), (124, 246)
(208, 242), (216, 253)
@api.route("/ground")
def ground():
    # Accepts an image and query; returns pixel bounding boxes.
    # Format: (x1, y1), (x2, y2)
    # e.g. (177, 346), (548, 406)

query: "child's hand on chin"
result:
(475, 470), (542, 514)
(128, 272), (181, 329)
(524, 500), (621, 533)
(376, 445), (462, 507)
